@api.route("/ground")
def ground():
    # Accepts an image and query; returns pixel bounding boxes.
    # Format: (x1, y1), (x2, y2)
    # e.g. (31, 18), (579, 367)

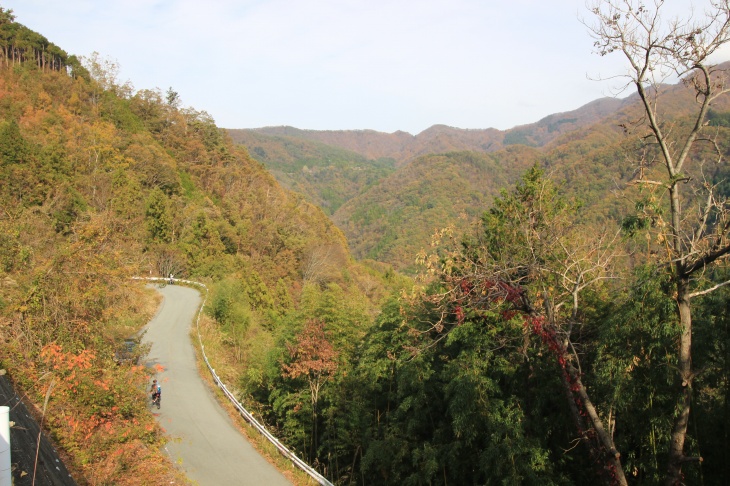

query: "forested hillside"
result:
(0, 8), (394, 484)
(228, 129), (397, 215)
(332, 147), (540, 271)
(4, 3), (730, 486)
(227, 2), (730, 482)
(229, 96), (628, 165)
(232, 67), (730, 272)
(228, 58), (730, 485)
(226, 98), (627, 244)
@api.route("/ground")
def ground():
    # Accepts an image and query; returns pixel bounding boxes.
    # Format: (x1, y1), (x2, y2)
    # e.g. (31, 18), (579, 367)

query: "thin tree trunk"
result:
(722, 302), (730, 484)
(665, 280), (694, 486)
(557, 370), (610, 484)
(565, 360), (629, 486)
(546, 302), (628, 485)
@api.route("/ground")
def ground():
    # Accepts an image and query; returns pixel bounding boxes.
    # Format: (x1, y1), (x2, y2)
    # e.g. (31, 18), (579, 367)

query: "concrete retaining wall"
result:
(0, 374), (76, 486)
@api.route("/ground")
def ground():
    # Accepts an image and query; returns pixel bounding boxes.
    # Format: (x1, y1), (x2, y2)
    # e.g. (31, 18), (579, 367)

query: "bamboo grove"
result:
(2, 2), (730, 485)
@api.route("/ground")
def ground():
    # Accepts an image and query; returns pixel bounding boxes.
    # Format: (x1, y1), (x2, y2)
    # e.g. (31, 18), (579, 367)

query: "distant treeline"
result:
(0, 7), (86, 77)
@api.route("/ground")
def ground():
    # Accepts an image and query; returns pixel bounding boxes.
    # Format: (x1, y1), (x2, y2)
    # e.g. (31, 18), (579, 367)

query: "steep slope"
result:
(332, 147), (541, 271)
(228, 129), (397, 214)
(0, 12), (390, 485)
(226, 98), (631, 264)
(233, 66), (730, 272)
(504, 97), (629, 147)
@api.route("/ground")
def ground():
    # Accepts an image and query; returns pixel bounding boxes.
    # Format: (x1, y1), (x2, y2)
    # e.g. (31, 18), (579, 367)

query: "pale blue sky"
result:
(5, 1), (729, 134)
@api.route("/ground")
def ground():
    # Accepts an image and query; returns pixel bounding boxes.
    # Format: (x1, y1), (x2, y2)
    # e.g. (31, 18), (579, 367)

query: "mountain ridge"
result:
(228, 95), (630, 164)
(227, 67), (730, 271)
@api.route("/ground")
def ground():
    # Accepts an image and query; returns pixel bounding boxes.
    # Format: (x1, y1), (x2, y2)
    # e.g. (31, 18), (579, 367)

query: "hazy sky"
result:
(6, 1), (729, 134)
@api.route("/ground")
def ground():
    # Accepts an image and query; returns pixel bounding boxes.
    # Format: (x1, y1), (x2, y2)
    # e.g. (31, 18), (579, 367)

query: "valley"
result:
(2, 4), (730, 486)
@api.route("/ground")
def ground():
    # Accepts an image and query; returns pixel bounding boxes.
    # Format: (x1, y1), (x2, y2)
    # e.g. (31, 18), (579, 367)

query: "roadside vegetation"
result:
(3, 2), (730, 485)
(0, 6), (391, 483)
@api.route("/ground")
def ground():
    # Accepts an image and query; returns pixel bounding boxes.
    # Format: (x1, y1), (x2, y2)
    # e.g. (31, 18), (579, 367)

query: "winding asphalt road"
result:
(142, 284), (291, 486)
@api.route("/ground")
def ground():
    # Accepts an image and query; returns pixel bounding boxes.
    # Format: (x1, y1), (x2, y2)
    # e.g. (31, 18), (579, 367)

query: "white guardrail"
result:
(133, 277), (334, 486)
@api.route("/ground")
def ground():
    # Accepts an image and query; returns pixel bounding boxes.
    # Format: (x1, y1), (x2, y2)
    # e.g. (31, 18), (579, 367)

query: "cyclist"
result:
(150, 379), (161, 406)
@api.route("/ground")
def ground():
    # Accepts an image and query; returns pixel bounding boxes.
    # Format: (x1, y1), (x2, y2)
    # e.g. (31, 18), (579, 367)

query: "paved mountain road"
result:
(142, 284), (291, 486)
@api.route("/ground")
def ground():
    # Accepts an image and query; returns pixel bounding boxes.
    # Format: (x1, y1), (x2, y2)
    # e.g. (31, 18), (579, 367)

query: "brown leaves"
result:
(282, 319), (338, 381)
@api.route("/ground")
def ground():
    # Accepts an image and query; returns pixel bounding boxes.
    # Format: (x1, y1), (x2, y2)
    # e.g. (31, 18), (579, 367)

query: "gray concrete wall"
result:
(0, 374), (77, 486)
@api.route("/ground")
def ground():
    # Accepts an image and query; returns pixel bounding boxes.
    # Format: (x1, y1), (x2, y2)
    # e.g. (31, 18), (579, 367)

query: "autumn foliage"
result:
(0, 8), (387, 484)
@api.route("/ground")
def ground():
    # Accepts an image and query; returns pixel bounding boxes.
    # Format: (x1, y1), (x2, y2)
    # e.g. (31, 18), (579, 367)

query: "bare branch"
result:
(688, 278), (730, 298)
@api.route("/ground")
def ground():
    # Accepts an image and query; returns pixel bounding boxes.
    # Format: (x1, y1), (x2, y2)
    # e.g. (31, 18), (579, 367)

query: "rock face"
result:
(0, 375), (77, 486)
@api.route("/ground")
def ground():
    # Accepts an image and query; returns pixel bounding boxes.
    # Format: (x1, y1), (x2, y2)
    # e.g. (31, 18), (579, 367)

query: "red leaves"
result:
(500, 310), (518, 321)
(282, 319), (338, 380)
(525, 315), (563, 359)
(455, 277), (525, 307)
(521, 315), (591, 432)
(450, 277), (527, 325)
(455, 306), (465, 324)
(40, 342), (95, 377)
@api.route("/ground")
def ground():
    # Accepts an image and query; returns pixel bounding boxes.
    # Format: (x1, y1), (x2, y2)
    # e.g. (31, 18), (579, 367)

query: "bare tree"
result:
(301, 244), (346, 286)
(153, 246), (186, 280)
(586, 1), (730, 483)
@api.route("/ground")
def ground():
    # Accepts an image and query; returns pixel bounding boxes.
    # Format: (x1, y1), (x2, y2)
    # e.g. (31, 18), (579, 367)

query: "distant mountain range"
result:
(229, 96), (629, 165)
(227, 69), (730, 271)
